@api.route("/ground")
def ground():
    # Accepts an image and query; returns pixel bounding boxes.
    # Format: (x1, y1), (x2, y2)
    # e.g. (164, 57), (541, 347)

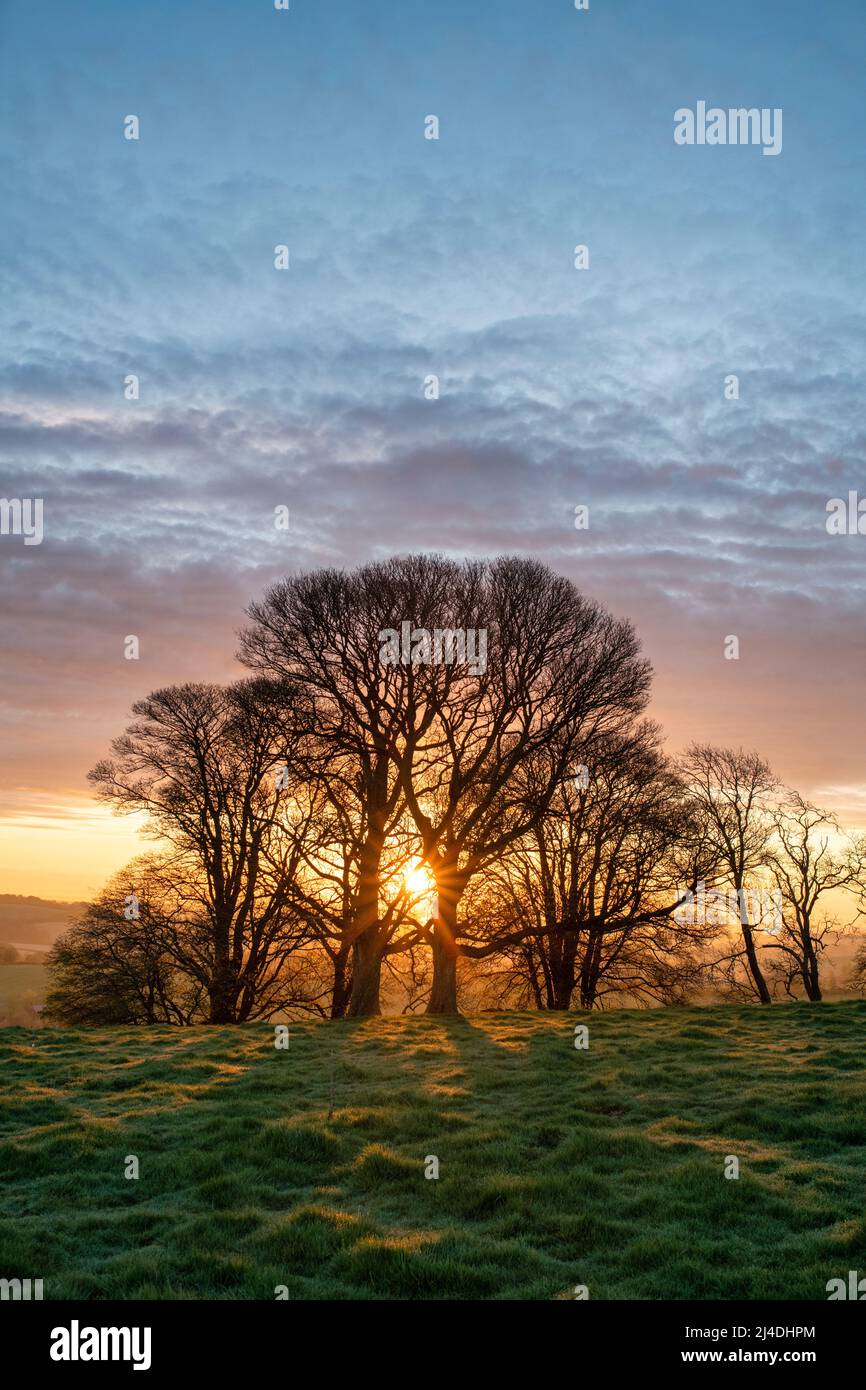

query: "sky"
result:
(0, 0), (864, 899)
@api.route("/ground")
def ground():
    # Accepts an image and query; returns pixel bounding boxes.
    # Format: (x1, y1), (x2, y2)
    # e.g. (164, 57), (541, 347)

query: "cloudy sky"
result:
(1, 0), (864, 899)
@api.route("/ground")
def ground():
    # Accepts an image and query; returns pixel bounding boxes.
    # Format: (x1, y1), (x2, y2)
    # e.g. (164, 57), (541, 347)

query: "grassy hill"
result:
(1, 1004), (865, 1300)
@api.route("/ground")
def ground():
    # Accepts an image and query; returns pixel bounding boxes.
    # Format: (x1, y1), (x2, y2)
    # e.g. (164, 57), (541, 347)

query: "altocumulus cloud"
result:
(0, 0), (864, 844)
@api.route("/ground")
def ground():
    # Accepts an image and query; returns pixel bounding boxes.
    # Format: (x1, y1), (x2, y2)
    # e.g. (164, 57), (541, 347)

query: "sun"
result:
(403, 858), (435, 898)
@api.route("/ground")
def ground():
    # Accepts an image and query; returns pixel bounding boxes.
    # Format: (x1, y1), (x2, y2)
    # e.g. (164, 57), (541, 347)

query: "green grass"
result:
(1, 1003), (865, 1300)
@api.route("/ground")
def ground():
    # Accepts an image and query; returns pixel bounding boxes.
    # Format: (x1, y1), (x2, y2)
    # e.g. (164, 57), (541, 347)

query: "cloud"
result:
(1, 0), (864, 899)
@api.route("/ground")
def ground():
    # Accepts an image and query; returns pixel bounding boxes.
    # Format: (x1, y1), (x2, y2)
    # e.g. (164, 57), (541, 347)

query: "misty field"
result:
(1, 1004), (865, 1300)
(0, 964), (48, 1027)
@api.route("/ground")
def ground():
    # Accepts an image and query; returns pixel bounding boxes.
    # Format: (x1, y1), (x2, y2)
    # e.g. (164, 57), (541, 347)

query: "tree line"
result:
(46, 555), (866, 1024)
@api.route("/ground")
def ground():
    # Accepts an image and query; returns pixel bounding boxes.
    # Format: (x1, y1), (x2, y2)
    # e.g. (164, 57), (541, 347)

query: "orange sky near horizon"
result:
(1, 771), (864, 905)
(0, 796), (151, 902)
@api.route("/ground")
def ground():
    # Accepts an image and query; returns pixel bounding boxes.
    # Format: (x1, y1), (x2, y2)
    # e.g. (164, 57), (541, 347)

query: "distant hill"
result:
(0, 894), (87, 956)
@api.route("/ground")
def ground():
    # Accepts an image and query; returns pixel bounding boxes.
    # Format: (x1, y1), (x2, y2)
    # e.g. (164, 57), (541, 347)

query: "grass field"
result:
(0, 963), (48, 1026)
(1, 1003), (865, 1300)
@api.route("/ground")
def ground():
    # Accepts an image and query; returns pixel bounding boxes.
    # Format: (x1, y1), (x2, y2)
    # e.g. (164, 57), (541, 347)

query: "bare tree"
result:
(89, 679), (311, 1023)
(44, 858), (205, 1025)
(239, 560), (439, 1015)
(396, 556), (653, 1012)
(679, 745), (778, 1004)
(479, 724), (714, 1009)
(241, 555), (653, 1014)
(765, 793), (866, 1000)
(282, 765), (425, 1016)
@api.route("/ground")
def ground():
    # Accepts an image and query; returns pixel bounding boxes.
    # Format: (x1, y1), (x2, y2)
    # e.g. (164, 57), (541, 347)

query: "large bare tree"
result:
(394, 556), (653, 1012)
(241, 555), (652, 1014)
(89, 679), (310, 1023)
(240, 558), (444, 1014)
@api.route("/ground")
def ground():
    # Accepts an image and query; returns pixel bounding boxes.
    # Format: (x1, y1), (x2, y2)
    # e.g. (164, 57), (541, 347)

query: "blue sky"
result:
(1, 0), (865, 894)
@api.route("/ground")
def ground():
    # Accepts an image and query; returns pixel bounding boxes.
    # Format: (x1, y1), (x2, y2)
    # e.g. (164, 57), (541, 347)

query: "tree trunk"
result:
(427, 893), (459, 1014)
(347, 928), (383, 1016)
(551, 976), (574, 1010)
(208, 957), (238, 1023)
(741, 924), (771, 1003)
(549, 931), (578, 1009)
(428, 932), (458, 1014)
(579, 926), (603, 1009)
(331, 942), (352, 1018)
(802, 936), (822, 1001)
(345, 827), (385, 1017)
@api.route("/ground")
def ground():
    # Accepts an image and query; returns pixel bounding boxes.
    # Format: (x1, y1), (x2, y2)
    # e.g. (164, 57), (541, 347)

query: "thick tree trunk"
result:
(551, 975), (574, 1011)
(428, 932), (458, 1014)
(330, 942), (353, 1018)
(427, 893), (460, 1014)
(549, 931), (578, 1010)
(347, 928), (383, 1016)
(208, 957), (239, 1023)
(345, 826), (387, 1017)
